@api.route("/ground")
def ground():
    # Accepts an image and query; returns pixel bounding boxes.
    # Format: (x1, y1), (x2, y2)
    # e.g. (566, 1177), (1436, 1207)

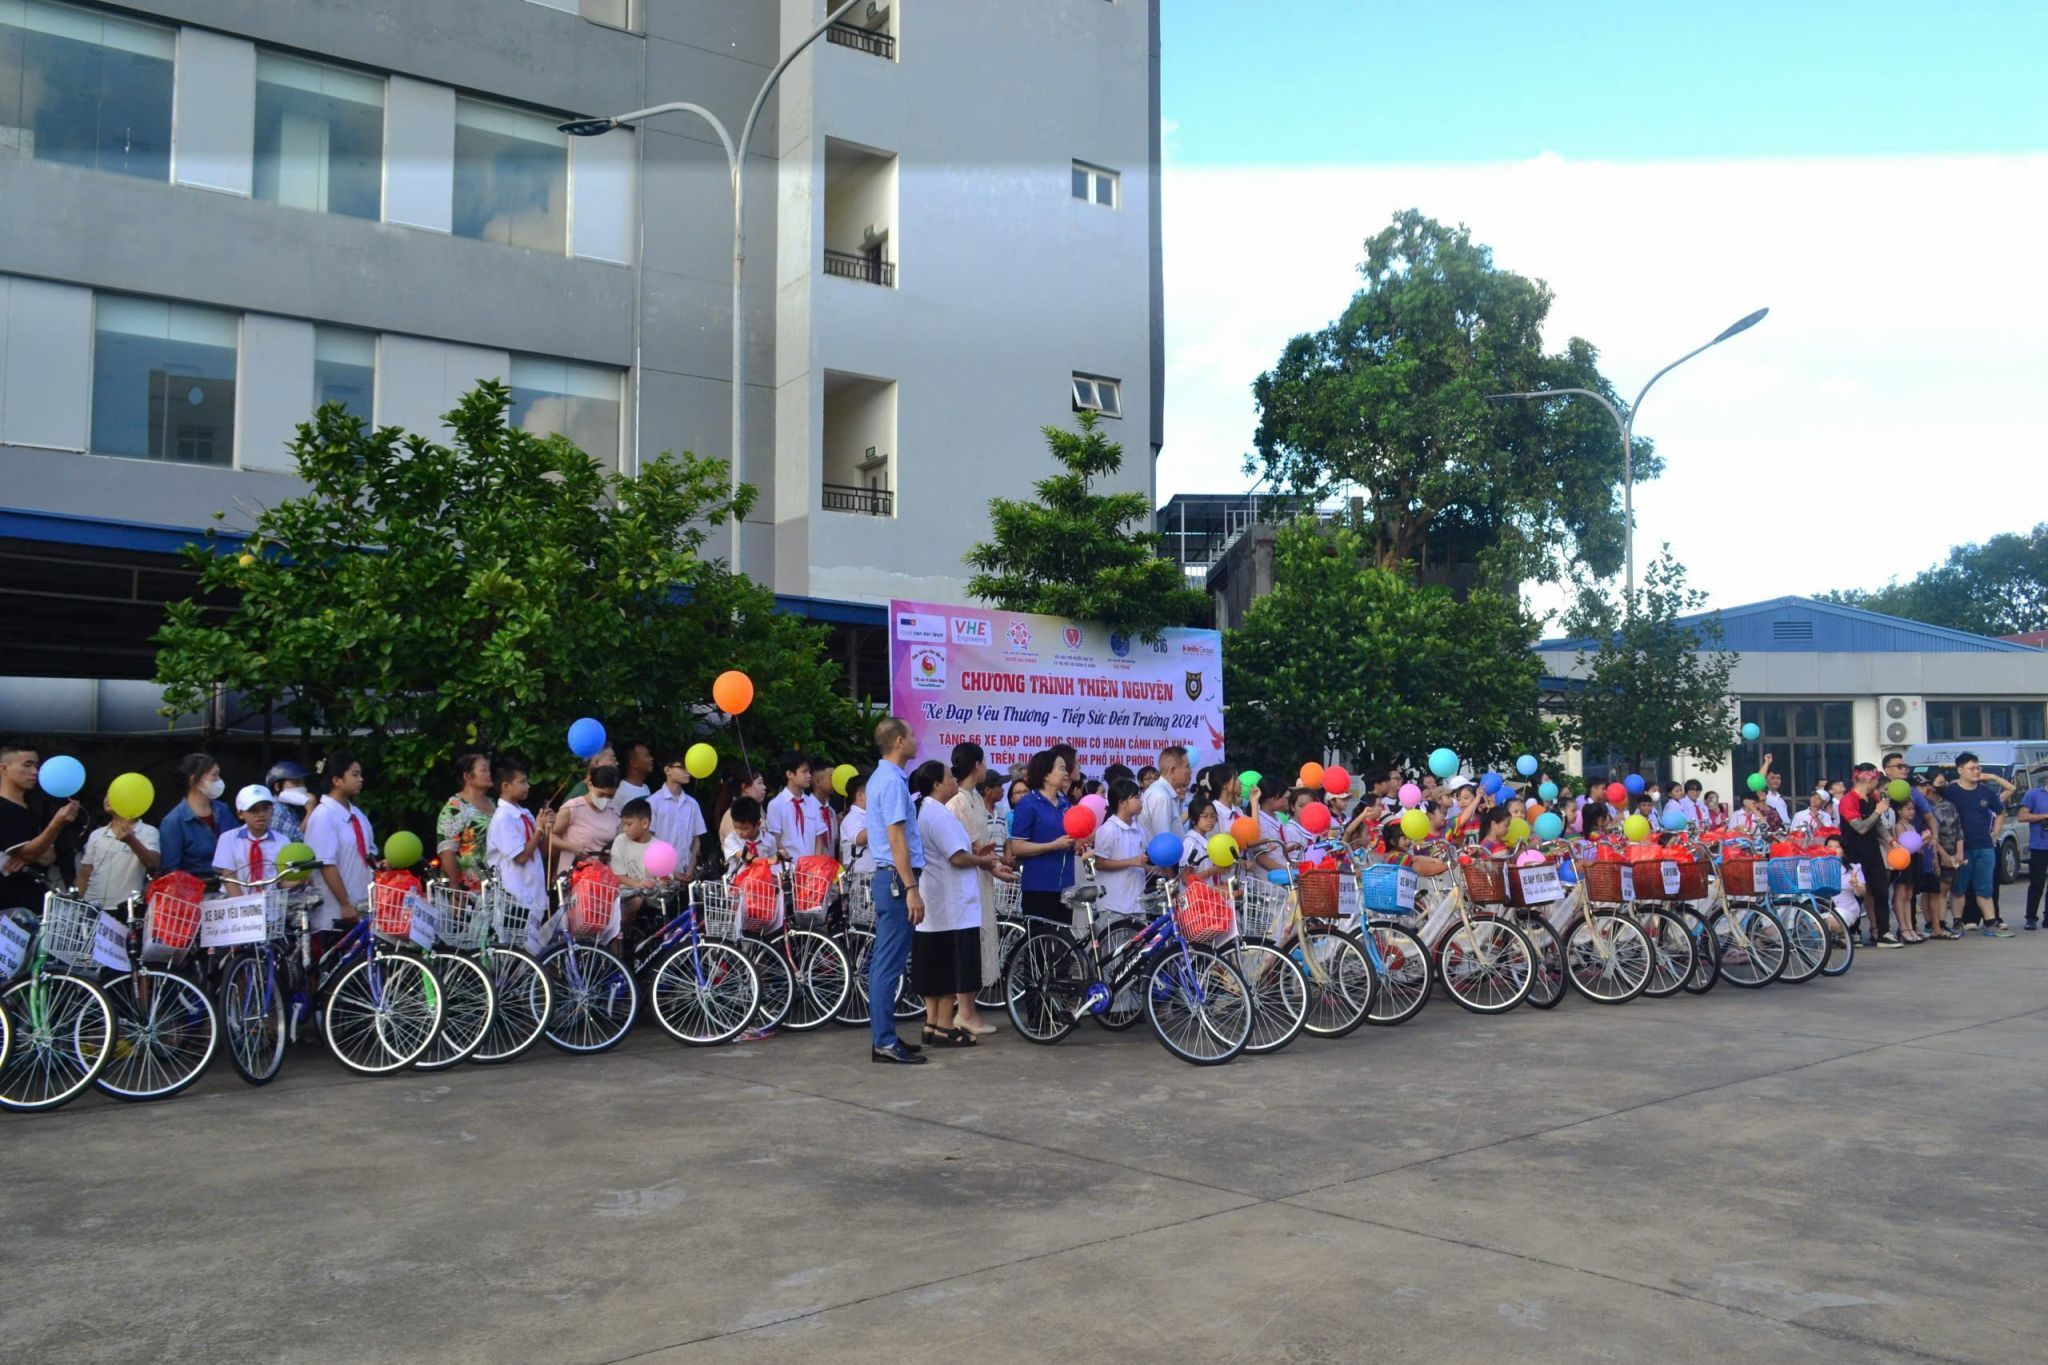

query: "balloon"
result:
(1480, 772), (1503, 795)
(37, 755), (84, 799)
(1538, 781), (1559, 804)
(834, 763), (858, 794)
(567, 717), (608, 759)
(1147, 832), (1184, 868)
(1886, 846), (1912, 871)
(643, 839), (678, 879)
(1516, 849), (1547, 867)
(1230, 816), (1262, 848)
(1322, 765), (1352, 795)
(1741, 722), (1761, 741)
(1886, 779), (1911, 803)
(277, 842), (316, 883)
(1899, 828), (1923, 853)
(1238, 770), (1263, 796)
(1398, 782), (1422, 808)
(685, 743), (719, 780)
(1746, 772), (1767, 793)
(712, 670), (754, 716)
(1427, 748), (1459, 779)
(1507, 817), (1530, 844)
(1299, 761), (1324, 789)
(1267, 868), (1292, 885)
(1081, 793), (1108, 819)
(1207, 834), (1238, 869)
(1605, 782), (1627, 806)
(1400, 809), (1431, 841)
(1516, 754), (1538, 777)
(1299, 801), (1332, 835)
(384, 831), (424, 868)
(108, 772), (155, 820)
(1534, 812), (1564, 841)
(1063, 805), (1098, 839)
(1623, 814), (1651, 842)
(1624, 774), (1646, 796)
(1661, 806), (1691, 831)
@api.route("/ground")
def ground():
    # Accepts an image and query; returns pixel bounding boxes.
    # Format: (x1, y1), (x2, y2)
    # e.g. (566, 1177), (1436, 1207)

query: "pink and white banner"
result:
(888, 599), (1226, 774)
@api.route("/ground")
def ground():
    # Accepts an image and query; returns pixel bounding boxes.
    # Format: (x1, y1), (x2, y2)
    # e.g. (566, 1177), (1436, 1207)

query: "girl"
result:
(1477, 804), (1514, 854)
(911, 760), (999, 1046)
(1092, 780), (1149, 918)
(1182, 796), (1224, 881)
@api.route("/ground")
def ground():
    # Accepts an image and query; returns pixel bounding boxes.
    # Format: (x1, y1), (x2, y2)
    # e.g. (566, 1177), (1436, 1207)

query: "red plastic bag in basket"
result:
(146, 871), (205, 949)
(1177, 874), (1234, 943)
(567, 862), (621, 939)
(372, 869), (420, 937)
(733, 860), (780, 930)
(791, 855), (842, 914)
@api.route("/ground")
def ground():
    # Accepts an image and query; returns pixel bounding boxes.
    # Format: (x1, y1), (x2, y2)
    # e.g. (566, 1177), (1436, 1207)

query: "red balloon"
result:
(1063, 805), (1098, 839)
(1605, 782), (1627, 805)
(1299, 801), (1332, 835)
(1321, 765), (1352, 795)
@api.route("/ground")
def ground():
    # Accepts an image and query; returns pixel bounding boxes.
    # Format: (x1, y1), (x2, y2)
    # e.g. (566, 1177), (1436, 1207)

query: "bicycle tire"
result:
(837, 928), (874, 1026)
(650, 940), (760, 1045)
(1437, 917), (1534, 1014)
(415, 953), (496, 1070)
(1364, 921), (1430, 1026)
(323, 954), (442, 1074)
(1093, 920), (1148, 1031)
(1709, 903), (1788, 988)
(0, 973), (115, 1112)
(974, 917), (1027, 1011)
(1299, 925), (1375, 1039)
(540, 943), (639, 1053)
(1675, 906), (1719, 993)
(95, 968), (219, 1102)
(1818, 908), (1855, 977)
(740, 936), (794, 1031)
(472, 947), (552, 1064)
(1232, 940), (1308, 1054)
(1776, 900), (1829, 986)
(1146, 947), (1250, 1065)
(1637, 906), (1698, 1000)
(217, 952), (286, 1086)
(779, 930), (851, 1031)
(1519, 915), (1566, 1010)
(1004, 930), (1088, 1045)
(1563, 910), (1654, 1005)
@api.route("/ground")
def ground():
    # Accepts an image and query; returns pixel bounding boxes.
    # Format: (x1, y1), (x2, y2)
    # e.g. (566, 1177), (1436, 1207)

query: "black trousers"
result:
(2027, 849), (2048, 923)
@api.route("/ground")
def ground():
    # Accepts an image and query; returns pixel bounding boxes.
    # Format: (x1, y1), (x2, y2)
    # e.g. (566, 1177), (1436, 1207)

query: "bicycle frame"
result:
(1062, 863), (1216, 1023)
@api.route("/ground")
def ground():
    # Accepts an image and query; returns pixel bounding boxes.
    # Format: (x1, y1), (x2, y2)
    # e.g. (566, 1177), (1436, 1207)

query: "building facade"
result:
(0, 0), (1162, 715)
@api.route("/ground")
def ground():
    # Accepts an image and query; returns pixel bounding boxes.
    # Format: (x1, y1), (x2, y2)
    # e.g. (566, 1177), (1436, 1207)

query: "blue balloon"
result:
(1480, 772), (1503, 794)
(1558, 859), (1578, 885)
(1740, 722), (1761, 742)
(1146, 832), (1183, 869)
(1427, 748), (1459, 779)
(567, 717), (608, 759)
(1266, 868), (1294, 885)
(1533, 811), (1564, 841)
(1538, 781), (1559, 803)
(1661, 806), (1692, 831)
(1516, 753), (1539, 777)
(1624, 773), (1646, 796)
(38, 754), (84, 799)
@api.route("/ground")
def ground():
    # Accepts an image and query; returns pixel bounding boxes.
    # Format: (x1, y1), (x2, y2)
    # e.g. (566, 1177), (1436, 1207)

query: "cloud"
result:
(1160, 152), (2048, 612)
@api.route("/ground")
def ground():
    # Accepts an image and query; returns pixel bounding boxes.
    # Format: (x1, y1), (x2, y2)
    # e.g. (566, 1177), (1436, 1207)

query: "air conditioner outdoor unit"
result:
(1879, 695), (1925, 748)
(862, 224), (887, 246)
(866, 1), (890, 25)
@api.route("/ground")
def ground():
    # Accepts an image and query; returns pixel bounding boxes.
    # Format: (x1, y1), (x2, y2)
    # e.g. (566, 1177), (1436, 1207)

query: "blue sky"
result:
(1153, 1), (2048, 616)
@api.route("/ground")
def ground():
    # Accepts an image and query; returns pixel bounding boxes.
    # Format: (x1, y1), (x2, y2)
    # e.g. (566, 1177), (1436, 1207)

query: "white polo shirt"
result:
(487, 799), (548, 912)
(765, 788), (822, 859)
(1094, 814), (1146, 918)
(303, 797), (374, 930)
(211, 826), (288, 887)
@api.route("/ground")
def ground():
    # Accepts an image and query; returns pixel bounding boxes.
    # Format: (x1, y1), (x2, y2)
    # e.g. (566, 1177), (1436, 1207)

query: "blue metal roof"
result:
(1540, 595), (2032, 655)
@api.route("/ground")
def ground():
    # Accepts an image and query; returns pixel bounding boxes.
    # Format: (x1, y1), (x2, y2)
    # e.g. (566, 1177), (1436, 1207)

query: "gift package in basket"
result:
(566, 861), (622, 941)
(732, 860), (781, 933)
(370, 869), (421, 939)
(144, 870), (205, 959)
(788, 854), (841, 921)
(1176, 874), (1236, 944)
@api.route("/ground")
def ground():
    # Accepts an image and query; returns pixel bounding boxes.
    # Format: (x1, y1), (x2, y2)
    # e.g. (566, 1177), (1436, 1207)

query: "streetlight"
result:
(561, 0), (863, 575)
(1490, 307), (1767, 601)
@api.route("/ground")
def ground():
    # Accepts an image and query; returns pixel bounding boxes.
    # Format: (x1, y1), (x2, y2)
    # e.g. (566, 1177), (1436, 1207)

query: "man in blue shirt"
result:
(866, 718), (926, 1064)
(1948, 752), (2010, 937)
(2019, 767), (2048, 930)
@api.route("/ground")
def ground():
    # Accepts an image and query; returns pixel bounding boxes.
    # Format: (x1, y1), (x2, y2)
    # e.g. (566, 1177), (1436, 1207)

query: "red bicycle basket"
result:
(372, 870), (420, 937)
(1721, 857), (1759, 897)
(792, 855), (842, 914)
(1177, 875), (1235, 943)
(145, 871), (205, 949)
(1295, 867), (1342, 919)
(1638, 860), (1708, 900)
(734, 860), (780, 930)
(1581, 861), (1628, 903)
(1461, 859), (1509, 904)
(567, 862), (621, 939)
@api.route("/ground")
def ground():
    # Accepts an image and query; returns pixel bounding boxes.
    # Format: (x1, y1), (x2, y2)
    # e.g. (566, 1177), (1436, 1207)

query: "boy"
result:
(212, 785), (288, 887)
(1091, 780), (1149, 919)
(487, 759), (552, 915)
(807, 754), (838, 863)
(265, 760), (311, 844)
(647, 754), (707, 881)
(1254, 783), (1291, 872)
(78, 790), (161, 907)
(722, 795), (775, 870)
(613, 741), (655, 806)
(765, 752), (824, 860)
(609, 796), (658, 929)
(840, 773), (872, 873)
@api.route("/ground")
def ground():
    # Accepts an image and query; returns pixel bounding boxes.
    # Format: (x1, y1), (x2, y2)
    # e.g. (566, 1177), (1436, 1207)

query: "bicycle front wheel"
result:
(1563, 910), (1654, 1005)
(1365, 921), (1430, 1026)
(217, 953), (286, 1086)
(473, 947), (551, 1064)
(1710, 904), (1787, 988)
(1146, 947), (1251, 1065)
(1438, 917), (1534, 1014)
(651, 940), (759, 1045)
(1300, 925), (1375, 1039)
(779, 930), (851, 1031)
(415, 953), (496, 1070)
(0, 973), (114, 1112)
(1679, 906), (1720, 994)
(1777, 901), (1829, 985)
(1231, 941), (1308, 1054)
(1637, 907), (1698, 999)
(974, 917), (1027, 1010)
(540, 943), (639, 1053)
(1818, 908), (1856, 977)
(1004, 931), (1087, 1045)
(323, 955), (443, 1074)
(1520, 916), (1566, 1010)
(740, 936), (794, 1031)
(95, 969), (219, 1101)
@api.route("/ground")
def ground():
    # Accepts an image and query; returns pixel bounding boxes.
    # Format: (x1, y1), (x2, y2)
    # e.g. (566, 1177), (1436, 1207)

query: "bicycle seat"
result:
(1062, 885), (1104, 906)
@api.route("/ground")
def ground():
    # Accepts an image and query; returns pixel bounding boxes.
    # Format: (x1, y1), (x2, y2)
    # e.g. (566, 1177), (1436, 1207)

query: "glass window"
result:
(314, 326), (375, 419)
(2024, 707), (2045, 741)
(1823, 704), (1851, 741)
(1071, 160), (1118, 208)
(253, 53), (383, 220)
(454, 98), (567, 253)
(1927, 704), (1951, 742)
(1990, 705), (2013, 739)
(1958, 703), (1982, 738)
(509, 356), (620, 464)
(91, 295), (238, 466)
(0, 0), (173, 180)
(579, 0), (630, 27)
(1072, 374), (1121, 418)
(1792, 703), (1819, 738)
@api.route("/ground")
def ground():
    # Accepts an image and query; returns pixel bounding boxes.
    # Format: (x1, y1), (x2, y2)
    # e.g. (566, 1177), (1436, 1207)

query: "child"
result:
(609, 796), (658, 930)
(1476, 804), (1513, 854)
(1379, 818), (1451, 878)
(1182, 796), (1222, 880)
(840, 773), (872, 873)
(1281, 788), (1315, 861)
(647, 754), (707, 881)
(1091, 780), (1148, 919)
(487, 759), (552, 914)
(765, 751), (824, 860)
(721, 795), (775, 871)
(77, 793), (161, 908)
(1254, 784), (1291, 872)
(212, 785), (288, 887)
(1828, 836), (1865, 936)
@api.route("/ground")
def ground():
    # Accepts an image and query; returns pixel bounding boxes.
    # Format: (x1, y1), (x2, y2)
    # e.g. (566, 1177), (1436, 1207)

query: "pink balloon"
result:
(1398, 782), (1422, 808)
(1081, 793), (1108, 818)
(642, 839), (678, 879)
(1515, 849), (1547, 867)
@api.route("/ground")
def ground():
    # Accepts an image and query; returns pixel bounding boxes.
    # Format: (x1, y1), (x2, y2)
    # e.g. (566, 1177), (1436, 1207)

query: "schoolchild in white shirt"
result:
(486, 758), (552, 913)
(1092, 781), (1150, 919)
(212, 785), (288, 886)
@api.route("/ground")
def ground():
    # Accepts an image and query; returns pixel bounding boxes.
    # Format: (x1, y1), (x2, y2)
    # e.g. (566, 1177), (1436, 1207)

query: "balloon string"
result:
(732, 713), (752, 777)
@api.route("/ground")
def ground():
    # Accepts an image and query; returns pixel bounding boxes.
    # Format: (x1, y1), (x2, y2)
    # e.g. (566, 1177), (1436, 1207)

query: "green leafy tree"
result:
(1821, 522), (2048, 637)
(1222, 519), (1548, 770)
(153, 384), (869, 832)
(1250, 208), (1653, 590)
(965, 411), (1207, 637)
(1560, 546), (1737, 773)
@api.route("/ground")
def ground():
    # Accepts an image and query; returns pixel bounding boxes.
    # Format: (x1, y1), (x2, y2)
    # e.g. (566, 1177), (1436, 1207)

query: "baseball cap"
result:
(1445, 775), (1474, 792)
(235, 783), (275, 812)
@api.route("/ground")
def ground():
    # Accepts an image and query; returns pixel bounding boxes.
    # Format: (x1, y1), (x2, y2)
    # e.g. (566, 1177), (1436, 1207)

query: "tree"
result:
(965, 410), (1207, 637)
(1222, 519), (1548, 771)
(153, 384), (870, 832)
(1821, 523), (2048, 638)
(1559, 546), (1737, 773)
(1249, 208), (1653, 591)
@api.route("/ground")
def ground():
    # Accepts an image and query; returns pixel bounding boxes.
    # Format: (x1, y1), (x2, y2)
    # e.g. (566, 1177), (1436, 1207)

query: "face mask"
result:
(590, 796), (611, 811)
(204, 777), (225, 800)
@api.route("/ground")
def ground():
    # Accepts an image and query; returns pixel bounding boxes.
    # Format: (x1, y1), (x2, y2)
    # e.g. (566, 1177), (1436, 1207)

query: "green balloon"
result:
(1746, 772), (1766, 792)
(1887, 779), (1911, 803)
(384, 830), (424, 868)
(277, 842), (316, 883)
(1239, 769), (1263, 794)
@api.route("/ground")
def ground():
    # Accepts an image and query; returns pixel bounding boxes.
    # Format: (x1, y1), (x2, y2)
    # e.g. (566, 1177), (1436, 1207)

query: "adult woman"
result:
(436, 752), (496, 889)
(552, 764), (621, 879)
(1004, 777), (1030, 833)
(1006, 748), (1078, 931)
(947, 762), (1010, 1035)
(716, 769), (767, 846)
(912, 760), (998, 1046)
(159, 752), (235, 878)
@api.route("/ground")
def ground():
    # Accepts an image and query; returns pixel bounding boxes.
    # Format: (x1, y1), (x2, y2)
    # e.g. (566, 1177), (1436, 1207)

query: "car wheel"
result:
(2000, 839), (2020, 885)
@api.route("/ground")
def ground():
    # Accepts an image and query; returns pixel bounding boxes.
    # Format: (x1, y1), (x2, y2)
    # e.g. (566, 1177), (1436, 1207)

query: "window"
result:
(0, 0), (173, 180)
(454, 98), (567, 253)
(509, 356), (620, 464)
(1071, 161), (1118, 208)
(1927, 700), (2045, 742)
(90, 295), (237, 466)
(314, 327), (375, 419)
(524, 0), (631, 28)
(1734, 700), (1853, 797)
(1072, 374), (1122, 418)
(253, 53), (383, 220)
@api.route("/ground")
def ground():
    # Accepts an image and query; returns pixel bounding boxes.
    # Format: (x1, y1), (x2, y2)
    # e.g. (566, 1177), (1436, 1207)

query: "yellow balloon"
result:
(237, 552), (255, 567)
(108, 772), (154, 820)
(1207, 833), (1238, 869)
(1508, 817), (1530, 844)
(1400, 808), (1431, 842)
(1623, 814), (1652, 842)
(834, 763), (858, 793)
(684, 743), (718, 780)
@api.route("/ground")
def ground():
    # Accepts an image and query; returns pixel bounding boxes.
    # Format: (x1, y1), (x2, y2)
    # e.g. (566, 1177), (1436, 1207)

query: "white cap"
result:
(276, 787), (310, 807)
(234, 784), (275, 813)
(1445, 775), (1474, 792)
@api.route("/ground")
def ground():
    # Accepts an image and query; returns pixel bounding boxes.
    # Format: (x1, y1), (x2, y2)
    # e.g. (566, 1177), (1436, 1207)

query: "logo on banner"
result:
(909, 647), (947, 690)
(951, 617), (990, 646)
(1062, 626), (1084, 650)
(1006, 621), (1033, 652)
(1185, 672), (1204, 701)
(895, 612), (945, 643)
(1109, 631), (1130, 658)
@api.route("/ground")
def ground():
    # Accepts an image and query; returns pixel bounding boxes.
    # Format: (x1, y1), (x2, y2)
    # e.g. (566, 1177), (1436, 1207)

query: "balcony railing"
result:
(824, 249), (894, 287)
(823, 483), (894, 517)
(826, 22), (895, 59)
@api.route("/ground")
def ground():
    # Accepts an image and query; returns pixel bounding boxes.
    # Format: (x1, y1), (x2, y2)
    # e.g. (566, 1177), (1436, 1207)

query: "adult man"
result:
(1949, 752), (2010, 937)
(2020, 767), (2048, 930)
(1838, 765), (1898, 946)
(867, 718), (926, 1064)
(0, 741), (79, 912)
(1139, 744), (1191, 843)
(613, 741), (655, 806)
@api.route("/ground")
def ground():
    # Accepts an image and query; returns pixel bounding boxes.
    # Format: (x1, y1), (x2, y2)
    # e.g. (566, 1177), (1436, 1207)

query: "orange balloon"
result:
(1299, 761), (1325, 789)
(1886, 846), (1912, 871)
(1526, 802), (1545, 821)
(1230, 816), (1262, 848)
(712, 670), (754, 716)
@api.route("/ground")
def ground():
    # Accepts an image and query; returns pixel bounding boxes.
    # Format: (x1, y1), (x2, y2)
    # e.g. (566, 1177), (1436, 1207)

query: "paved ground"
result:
(6, 929), (2048, 1364)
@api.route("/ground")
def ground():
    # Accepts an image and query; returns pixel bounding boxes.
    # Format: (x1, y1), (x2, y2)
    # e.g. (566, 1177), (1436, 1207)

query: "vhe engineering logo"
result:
(951, 616), (991, 646)
(1109, 631), (1130, 658)
(895, 612), (945, 644)
(908, 646), (947, 690)
(1062, 625), (1084, 650)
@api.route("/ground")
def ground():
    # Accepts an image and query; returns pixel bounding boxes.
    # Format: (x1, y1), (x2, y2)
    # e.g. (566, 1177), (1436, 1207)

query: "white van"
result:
(1904, 741), (2048, 883)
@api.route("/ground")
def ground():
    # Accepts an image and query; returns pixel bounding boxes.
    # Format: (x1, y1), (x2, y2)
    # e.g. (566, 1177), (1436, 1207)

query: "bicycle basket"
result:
(842, 871), (875, 930)
(1176, 875), (1236, 945)
(1360, 863), (1419, 914)
(566, 863), (622, 941)
(694, 878), (742, 940)
(1806, 857), (1843, 895)
(1579, 860), (1630, 904)
(483, 883), (535, 944)
(431, 883), (485, 948)
(39, 892), (101, 971)
(789, 854), (841, 923)
(1295, 867), (1343, 919)
(261, 887), (294, 941)
(144, 871), (205, 955)
(1460, 858), (1509, 905)
(1636, 859), (1707, 901)
(1766, 857), (1821, 896)
(371, 870), (420, 940)
(990, 878), (1022, 922)
(1720, 857), (1760, 898)
(1238, 875), (1291, 940)
(734, 860), (781, 933)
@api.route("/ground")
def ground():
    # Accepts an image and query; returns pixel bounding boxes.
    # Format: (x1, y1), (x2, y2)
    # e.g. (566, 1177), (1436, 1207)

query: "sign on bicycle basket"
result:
(1517, 864), (1565, 905)
(524, 908), (559, 957)
(91, 911), (131, 971)
(0, 915), (29, 978)
(1660, 861), (1684, 898)
(199, 894), (270, 948)
(1618, 866), (1636, 902)
(404, 894), (438, 950)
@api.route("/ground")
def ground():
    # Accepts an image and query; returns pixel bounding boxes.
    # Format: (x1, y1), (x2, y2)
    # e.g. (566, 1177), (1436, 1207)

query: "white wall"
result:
(236, 313), (315, 472)
(375, 335), (507, 436)
(0, 276), (92, 451)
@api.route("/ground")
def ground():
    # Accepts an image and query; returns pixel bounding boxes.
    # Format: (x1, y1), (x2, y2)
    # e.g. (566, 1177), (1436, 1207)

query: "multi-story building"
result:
(0, 0), (1162, 730)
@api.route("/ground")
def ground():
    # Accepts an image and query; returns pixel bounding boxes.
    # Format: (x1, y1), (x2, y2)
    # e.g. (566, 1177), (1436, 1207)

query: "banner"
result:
(888, 599), (1225, 774)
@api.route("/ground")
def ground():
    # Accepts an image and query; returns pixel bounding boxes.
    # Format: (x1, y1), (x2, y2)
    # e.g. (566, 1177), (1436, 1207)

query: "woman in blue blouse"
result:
(158, 753), (235, 879)
(1005, 746), (1080, 929)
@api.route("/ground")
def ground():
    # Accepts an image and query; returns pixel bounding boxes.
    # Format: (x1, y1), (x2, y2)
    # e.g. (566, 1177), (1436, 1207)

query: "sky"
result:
(1155, 0), (2048, 621)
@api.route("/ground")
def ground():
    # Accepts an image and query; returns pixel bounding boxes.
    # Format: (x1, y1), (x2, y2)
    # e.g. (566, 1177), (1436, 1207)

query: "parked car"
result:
(1904, 741), (2048, 883)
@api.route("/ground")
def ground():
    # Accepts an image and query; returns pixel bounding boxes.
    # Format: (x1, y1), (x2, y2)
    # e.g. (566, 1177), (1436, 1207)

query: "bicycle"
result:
(1350, 855), (1432, 1027)
(622, 878), (761, 1046)
(540, 866), (641, 1053)
(833, 870), (925, 1028)
(211, 871), (315, 1085)
(399, 881), (497, 1070)
(1703, 851), (1791, 988)
(1270, 843), (1378, 1038)
(0, 893), (115, 1112)
(976, 877), (1029, 1015)
(1564, 849), (1681, 1005)
(1224, 859), (1321, 1053)
(86, 875), (220, 1101)
(1760, 853), (1836, 985)
(1410, 853), (1538, 1014)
